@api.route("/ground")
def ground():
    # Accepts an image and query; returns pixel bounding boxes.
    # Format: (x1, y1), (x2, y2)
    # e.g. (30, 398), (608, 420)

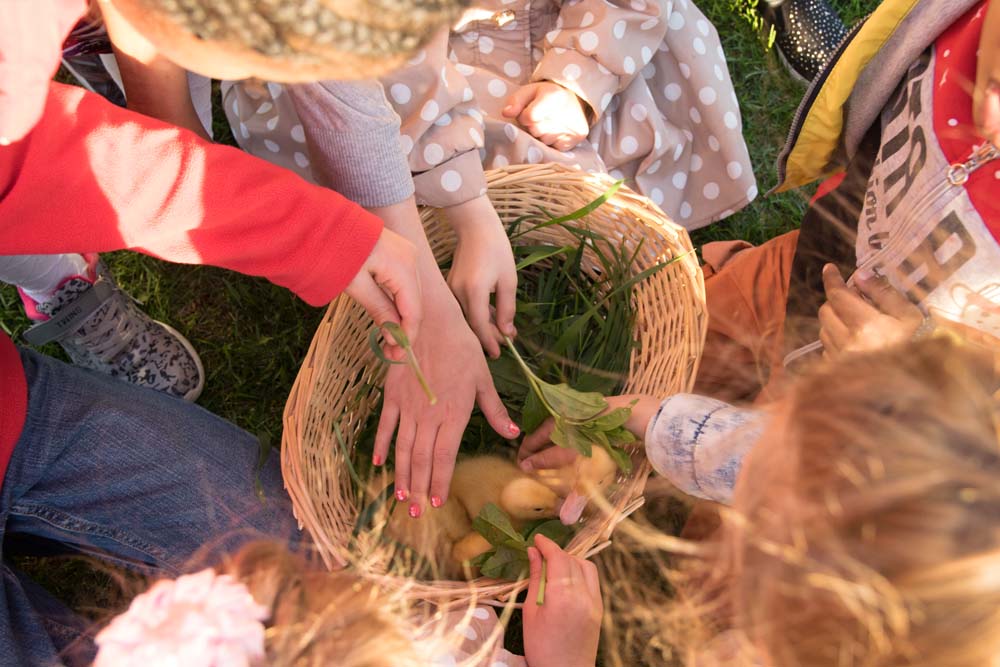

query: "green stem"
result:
(503, 336), (556, 417)
(536, 560), (547, 605)
(404, 346), (437, 405)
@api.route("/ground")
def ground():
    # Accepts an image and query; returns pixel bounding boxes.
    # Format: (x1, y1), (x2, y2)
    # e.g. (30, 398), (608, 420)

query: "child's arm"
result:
(518, 0), (670, 131)
(377, 31), (518, 354)
(519, 394), (764, 505)
(522, 534), (602, 667)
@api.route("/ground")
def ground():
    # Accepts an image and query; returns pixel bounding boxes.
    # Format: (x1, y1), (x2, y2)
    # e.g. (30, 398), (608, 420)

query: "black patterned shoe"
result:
(759, 0), (848, 83)
(21, 259), (205, 402)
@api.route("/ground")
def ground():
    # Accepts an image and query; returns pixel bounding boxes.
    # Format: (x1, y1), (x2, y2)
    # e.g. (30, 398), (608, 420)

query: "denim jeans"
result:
(1, 348), (301, 666)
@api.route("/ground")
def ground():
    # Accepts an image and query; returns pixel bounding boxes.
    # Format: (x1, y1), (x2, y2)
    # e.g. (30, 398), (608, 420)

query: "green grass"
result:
(5, 0), (878, 650)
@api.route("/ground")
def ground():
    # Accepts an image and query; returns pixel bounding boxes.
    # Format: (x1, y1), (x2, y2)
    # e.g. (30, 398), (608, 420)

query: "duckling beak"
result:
(558, 490), (589, 525)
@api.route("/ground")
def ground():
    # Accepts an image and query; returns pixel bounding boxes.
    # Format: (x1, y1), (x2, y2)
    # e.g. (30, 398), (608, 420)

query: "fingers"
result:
(526, 545), (542, 612)
(494, 273), (518, 339)
(393, 417), (416, 503)
(817, 302), (850, 354)
(855, 275), (919, 319)
(521, 445), (579, 473)
(407, 420), (439, 517)
(372, 402), (399, 467)
(429, 418), (465, 507)
(449, 272), (499, 358)
(477, 380), (519, 440)
(822, 263), (877, 327)
(518, 419), (556, 459)
(377, 267), (423, 349)
(533, 534), (569, 582)
(581, 558), (601, 601)
(503, 85), (538, 119)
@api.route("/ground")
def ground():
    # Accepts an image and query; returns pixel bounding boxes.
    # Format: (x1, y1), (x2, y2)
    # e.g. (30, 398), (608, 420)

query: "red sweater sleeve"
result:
(0, 82), (382, 306)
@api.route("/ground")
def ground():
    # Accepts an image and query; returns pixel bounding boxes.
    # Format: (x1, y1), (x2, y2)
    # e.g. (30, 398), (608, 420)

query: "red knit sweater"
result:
(0, 83), (383, 485)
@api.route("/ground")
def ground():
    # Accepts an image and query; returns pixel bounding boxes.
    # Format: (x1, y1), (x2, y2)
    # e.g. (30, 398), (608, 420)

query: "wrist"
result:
(441, 195), (500, 240)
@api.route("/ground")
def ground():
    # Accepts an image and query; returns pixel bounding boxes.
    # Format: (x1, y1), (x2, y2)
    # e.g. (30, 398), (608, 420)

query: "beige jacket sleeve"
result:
(531, 0), (669, 123)
(380, 29), (489, 209)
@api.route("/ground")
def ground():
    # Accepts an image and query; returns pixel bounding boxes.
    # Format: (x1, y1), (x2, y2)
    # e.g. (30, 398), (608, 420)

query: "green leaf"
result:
(599, 440), (633, 474)
(550, 420), (592, 457)
(535, 379), (607, 422)
(515, 245), (574, 271)
(467, 551), (491, 568)
(526, 520), (574, 548)
(381, 321), (410, 347)
(587, 406), (632, 431)
(472, 503), (525, 548)
(510, 180), (624, 240)
(367, 328), (405, 365)
(486, 354), (530, 400)
(480, 544), (530, 580)
(521, 388), (548, 434)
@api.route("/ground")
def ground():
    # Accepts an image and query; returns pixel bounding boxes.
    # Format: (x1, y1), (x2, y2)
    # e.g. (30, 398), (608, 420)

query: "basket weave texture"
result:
(282, 163), (707, 603)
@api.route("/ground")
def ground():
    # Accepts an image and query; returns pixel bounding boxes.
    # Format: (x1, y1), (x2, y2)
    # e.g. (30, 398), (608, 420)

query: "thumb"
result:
(346, 274), (405, 359)
(525, 546), (541, 616)
(520, 446), (578, 472)
(477, 380), (520, 439)
(503, 85), (537, 118)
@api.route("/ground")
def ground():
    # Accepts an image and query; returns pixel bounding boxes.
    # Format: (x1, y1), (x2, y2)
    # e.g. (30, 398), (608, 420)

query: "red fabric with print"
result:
(933, 1), (998, 237)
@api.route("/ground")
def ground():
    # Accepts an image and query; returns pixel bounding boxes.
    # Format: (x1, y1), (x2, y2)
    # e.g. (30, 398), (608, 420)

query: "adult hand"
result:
(502, 82), (590, 152)
(523, 534), (602, 667)
(345, 227), (422, 360)
(517, 394), (659, 472)
(818, 264), (925, 359)
(443, 196), (518, 358)
(372, 267), (519, 516)
(974, 0), (1000, 148)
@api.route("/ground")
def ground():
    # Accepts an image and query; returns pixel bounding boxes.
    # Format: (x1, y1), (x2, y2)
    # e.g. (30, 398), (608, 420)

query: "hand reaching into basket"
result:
(518, 395), (661, 471)
(368, 199), (518, 518)
(523, 534), (603, 667)
(442, 195), (518, 358)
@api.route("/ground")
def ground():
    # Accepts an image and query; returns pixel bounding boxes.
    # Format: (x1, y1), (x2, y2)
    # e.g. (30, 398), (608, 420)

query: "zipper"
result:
(774, 11), (873, 187)
(853, 142), (1000, 281)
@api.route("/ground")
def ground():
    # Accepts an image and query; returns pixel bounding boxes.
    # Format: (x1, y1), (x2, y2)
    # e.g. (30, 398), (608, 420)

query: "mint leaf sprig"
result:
(467, 503), (573, 605)
(368, 322), (437, 405)
(504, 337), (635, 473)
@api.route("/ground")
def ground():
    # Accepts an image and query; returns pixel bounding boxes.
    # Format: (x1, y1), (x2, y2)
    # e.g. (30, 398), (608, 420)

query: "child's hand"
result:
(517, 395), (659, 471)
(819, 264), (926, 359)
(974, 0), (999, 147)
(346, 227), (422, 358)
(442, 196), (518, 358)
(523, 534), (602, 667)
(502, 82), (590, 152)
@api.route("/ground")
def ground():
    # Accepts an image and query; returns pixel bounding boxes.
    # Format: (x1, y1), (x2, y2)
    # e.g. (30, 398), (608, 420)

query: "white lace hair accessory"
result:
(94, 568), (270, 667)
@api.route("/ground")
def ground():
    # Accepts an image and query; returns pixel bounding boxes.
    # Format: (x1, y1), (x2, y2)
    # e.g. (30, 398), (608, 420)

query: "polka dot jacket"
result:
(380, 0), (758, 229)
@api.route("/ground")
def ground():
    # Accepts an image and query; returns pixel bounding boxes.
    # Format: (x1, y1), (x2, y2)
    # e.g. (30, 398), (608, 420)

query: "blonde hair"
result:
(601, 338), (1000, 667)
(220, 542), (426, 667)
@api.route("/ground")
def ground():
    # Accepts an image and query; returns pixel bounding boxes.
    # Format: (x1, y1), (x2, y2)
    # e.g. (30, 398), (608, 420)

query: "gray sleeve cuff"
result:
(644, 394), (764, 504)
(285, 80), (414, 208)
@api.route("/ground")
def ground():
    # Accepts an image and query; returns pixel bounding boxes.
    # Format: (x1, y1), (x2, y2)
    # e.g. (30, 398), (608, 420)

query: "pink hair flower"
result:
(94, 568), (270, 667)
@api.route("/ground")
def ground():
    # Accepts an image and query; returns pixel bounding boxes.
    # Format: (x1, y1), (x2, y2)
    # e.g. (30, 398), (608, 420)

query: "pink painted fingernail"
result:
(372, 454), (382, 466)
(509, 422), (521, 436)
(409, 503), (422, 518)
(431, 495), (443, 508)
(395, 489), (409, 502)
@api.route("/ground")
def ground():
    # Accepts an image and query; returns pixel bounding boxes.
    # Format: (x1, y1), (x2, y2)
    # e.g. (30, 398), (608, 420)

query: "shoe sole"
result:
(154, 320), (206, 403)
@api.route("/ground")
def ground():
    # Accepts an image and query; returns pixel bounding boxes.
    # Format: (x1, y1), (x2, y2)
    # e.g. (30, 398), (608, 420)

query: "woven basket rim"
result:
(281, 163), (707, 602)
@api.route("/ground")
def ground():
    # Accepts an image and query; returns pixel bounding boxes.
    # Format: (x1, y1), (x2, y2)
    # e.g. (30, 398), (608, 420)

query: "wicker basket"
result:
(282, 163), (706, 603)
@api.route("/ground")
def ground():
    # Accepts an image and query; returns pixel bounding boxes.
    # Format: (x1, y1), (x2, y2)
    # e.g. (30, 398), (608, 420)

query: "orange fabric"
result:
(694, 230), (800, 404)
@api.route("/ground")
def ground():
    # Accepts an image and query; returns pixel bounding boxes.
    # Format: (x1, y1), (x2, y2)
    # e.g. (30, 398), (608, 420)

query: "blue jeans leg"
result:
(1, 348), (302, 665)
